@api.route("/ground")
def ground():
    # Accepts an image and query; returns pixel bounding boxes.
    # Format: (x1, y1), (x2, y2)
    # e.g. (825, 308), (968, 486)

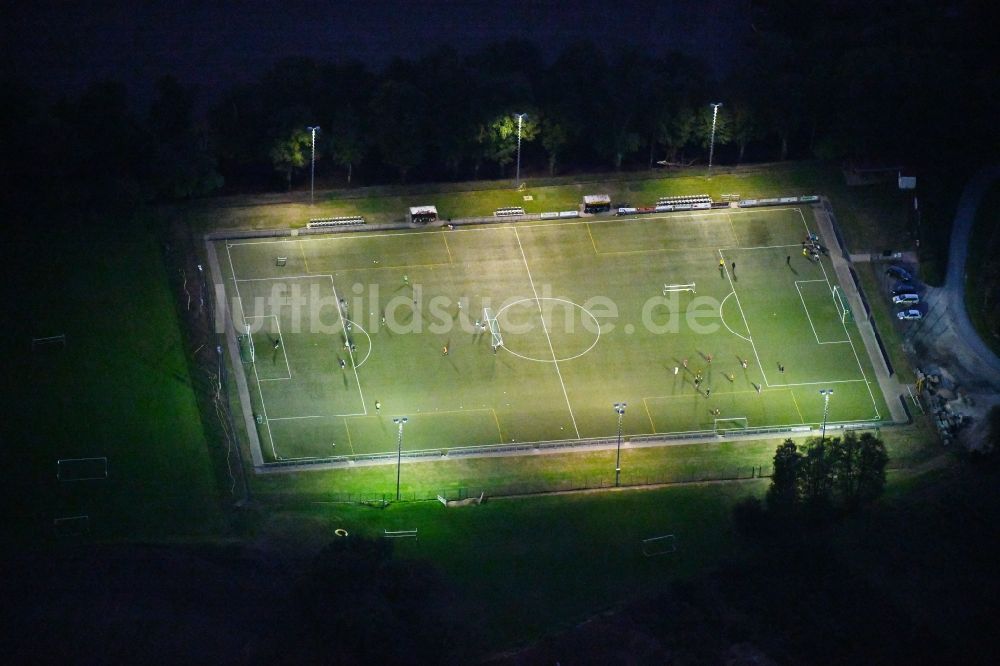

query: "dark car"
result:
(891, 282), (917, 296)
(885, 265), (913, 281)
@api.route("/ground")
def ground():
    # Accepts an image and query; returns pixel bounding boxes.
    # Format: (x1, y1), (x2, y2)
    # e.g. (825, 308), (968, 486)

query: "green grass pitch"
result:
(218, 206), (888, 461)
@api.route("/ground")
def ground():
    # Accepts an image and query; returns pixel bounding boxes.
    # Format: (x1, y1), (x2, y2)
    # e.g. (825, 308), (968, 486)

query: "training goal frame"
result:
(483, 307), (503, 350)
(713, 417), (749, 435)
(641, 534), (677, 557)
(663, 282), (696, 295)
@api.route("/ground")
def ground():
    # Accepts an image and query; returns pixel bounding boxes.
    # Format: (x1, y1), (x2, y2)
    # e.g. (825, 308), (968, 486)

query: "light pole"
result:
(819, 390), (834, 441)
(307, 126), (320, 206)
(393, 416), (408, 500)
(514, 113), (527, 189)
(614, 402), (626, 487)
(707, 103), (722, 175)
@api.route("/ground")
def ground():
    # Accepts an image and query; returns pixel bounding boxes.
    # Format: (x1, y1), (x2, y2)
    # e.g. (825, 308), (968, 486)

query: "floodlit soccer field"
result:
(217, 206), (888, 462)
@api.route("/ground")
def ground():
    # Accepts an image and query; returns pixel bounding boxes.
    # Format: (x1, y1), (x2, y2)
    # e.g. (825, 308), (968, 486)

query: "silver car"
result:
(897, 309), (922, 320)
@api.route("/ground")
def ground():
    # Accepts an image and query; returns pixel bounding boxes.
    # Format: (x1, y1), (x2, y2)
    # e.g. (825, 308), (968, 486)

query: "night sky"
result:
(4, 0), (744, 103)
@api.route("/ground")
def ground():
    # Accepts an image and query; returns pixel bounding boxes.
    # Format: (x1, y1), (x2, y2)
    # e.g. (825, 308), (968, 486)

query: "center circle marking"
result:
(494, 297), (602, 363)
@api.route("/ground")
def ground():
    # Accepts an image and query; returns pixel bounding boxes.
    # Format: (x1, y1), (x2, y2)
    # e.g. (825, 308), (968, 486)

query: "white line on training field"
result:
(329, 276), (368, 415)
(513, 227), (581, 439)
(226, 241), (279, 459)
(795, 281), (824, 345)
(719, 249), (770, 387)
(267, 412), (367, 421)
(770, 378), (870, 387)
(236, 274), (333, 282)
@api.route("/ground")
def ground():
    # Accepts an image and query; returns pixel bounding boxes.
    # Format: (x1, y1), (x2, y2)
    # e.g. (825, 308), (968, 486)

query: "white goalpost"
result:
(641, 534), (677, 557)
(483, 307), (503, 351)
(238, 325), (256, 364)
(32, 334), (66, 350)
(663, 282), (696, 295)
(831, 285), (853, 323)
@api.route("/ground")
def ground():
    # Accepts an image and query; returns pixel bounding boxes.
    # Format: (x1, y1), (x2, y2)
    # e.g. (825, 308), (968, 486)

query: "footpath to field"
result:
(813, 199), (909, 424)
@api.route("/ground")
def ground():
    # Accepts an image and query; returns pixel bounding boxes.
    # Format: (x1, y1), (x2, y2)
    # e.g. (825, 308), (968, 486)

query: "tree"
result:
(694, 104), (733, 157)
(369, 80), (427, 182)
(766, 439), (801, 515)
(828, 432), (888, 510)
(657, 107), (697, 164)
(327, 106), (366, 185)
(728, 100), (765, 164)
(540, 115), (571, 175)
(269, 127), (311, 191)
(853, 432), (889, 506)
(798, 438), (834, 515)
(477, 113), (538, 177)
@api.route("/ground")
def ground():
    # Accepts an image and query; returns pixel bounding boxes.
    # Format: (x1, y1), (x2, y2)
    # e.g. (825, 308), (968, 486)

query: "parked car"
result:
(885, 265), (913, 281)
(892, 293), (920, 305)
(897, 309), (922, 320)
(891, 282), (917, 296)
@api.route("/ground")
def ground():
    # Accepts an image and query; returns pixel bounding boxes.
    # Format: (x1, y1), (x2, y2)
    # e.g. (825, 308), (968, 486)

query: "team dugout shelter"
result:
(408, 205), (438, 225)
(583, 194), (611, 214)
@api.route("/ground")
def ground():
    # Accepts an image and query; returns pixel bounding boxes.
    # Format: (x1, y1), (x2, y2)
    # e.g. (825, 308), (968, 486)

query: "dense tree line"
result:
(2, 0), (996, 218)
(736, 432), (889, 532)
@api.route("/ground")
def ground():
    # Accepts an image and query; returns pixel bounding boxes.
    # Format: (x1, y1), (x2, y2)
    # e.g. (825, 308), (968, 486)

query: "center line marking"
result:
(513, 227), (580, 439)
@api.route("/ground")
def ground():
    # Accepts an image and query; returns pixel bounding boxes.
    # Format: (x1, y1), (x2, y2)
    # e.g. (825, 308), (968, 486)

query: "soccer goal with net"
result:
(832, 285), (853, 323)
(238, 327), (256, 364)
(641, 534), (677, 557)
(713, 417), (749, 435)
(483, 308), (503, 351)
(57, 457), (108, 481)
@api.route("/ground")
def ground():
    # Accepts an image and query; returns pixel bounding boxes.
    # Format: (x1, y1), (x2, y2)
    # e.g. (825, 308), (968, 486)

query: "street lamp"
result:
(707, 103), (722, 175)
(393, 416), (408, 500)
(819, 390), (834, 441)
(307, 126), (320, 206)
(514, 113), (527, 189)
(614, 402), (627, 487)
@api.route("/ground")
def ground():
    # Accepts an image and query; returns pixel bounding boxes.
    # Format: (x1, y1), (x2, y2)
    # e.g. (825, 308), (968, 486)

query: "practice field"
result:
(217, 206), (888, 461)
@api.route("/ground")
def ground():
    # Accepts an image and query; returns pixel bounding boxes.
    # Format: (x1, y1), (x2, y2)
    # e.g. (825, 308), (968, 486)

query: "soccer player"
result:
(741, 358), (748, 369)
(731, 261), (736, 274)
(339, 358), (346, 369)
(778, 363), (785, 373)
(375, 400), (381, 412)
(706, 353), (713, 364)
(442, 345), (449, 356)
(754, 382), (762, 394)
(403, 274), (409, 285)
(273, 338), (280, 350)
(682, 358), (688, 369)
(705, 387), (711, 398)
(786, 255), (791, 266)
(673, 366), (679, 376)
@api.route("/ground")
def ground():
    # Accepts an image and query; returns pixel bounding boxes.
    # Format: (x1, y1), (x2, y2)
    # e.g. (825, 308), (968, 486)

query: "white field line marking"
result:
(799, 207), (881, 420)
(726, 211), (741, 247)
(513, 227), (580, 439)
(719, 249), (770, 386)
(328, 276), (368, 415)
(236, 274), (331, 282)
(226, 241), (278, 459)
(719, 292), (752, 342)
(245, 314), (293, 378)
(794, 281), (850, 345)
(771, 379), (870, 387)
(224, 207), (810, 247)
(267, 412), (367, 421)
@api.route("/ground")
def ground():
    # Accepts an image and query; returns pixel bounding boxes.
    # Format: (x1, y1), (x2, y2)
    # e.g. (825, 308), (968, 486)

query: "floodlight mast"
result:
(614, 403), (627, 487)
(514, 113), (527, 189)
(819, 390), (834, 441)
(393, 417), (408, 500)
(307, 126), (320, 205)
(707, 103), (722, 175)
